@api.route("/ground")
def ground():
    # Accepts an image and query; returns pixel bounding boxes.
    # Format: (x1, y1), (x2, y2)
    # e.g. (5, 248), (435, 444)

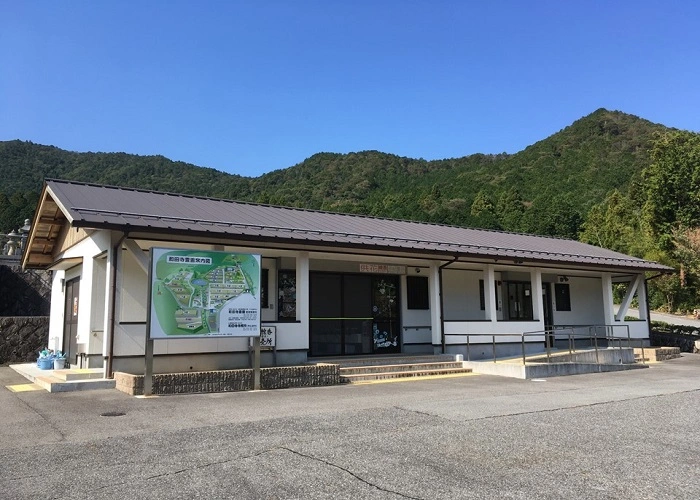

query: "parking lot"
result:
(2, 355), (699, 499)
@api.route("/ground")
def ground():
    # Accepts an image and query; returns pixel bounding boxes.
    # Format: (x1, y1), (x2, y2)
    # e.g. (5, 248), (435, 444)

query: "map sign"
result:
(148, 248), (261, 339)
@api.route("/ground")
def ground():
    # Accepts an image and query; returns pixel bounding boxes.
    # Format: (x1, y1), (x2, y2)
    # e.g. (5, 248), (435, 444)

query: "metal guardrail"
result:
(445, 324), (644, 366)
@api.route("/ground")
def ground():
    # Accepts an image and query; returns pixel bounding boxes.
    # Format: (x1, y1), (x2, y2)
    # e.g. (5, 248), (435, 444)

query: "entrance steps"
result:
(10, 363), (116, 392)
(312, 355), (473, 383)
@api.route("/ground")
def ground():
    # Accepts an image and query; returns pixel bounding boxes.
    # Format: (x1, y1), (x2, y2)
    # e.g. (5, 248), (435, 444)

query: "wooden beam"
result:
(28, 254), (54, 265)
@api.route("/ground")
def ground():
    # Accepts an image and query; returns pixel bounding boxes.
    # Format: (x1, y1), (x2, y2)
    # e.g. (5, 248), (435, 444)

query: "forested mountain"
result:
(3, 108), (700, 313)
(0, 108), (668, 238)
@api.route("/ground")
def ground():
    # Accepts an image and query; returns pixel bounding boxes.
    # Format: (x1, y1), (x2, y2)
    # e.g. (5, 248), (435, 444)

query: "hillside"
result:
(0, 109), (670, 237)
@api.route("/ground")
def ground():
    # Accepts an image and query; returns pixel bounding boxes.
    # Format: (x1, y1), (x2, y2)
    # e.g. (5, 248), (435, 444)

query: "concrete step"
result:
(33, 375), (116, 393)
(52, 368), (105, 381)
(340, 361), (464, 376)
(325, 354), (460, 368)
(10, 363), (116, 393)
(341, 365), (472, 383)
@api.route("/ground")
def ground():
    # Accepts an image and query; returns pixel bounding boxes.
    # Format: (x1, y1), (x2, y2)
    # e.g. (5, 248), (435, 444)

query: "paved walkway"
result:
(2, 355), (700, 499)
(629, 307), (700, 327)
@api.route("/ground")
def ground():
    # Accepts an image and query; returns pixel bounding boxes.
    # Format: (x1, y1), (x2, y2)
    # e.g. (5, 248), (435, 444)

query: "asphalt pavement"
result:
(1, 355), (700, 499)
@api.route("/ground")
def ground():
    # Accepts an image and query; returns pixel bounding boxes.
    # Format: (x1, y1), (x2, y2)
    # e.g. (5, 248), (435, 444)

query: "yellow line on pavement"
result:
(6, 384), (44, 393)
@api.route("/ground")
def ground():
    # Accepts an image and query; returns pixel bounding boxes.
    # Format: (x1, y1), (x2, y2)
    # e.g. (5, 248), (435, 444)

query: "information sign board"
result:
(148, 248), (261, 339)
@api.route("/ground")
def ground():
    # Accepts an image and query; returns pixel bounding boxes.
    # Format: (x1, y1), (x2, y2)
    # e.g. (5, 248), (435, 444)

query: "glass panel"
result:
(343, 275), (372, 317)
(310, 274), (342, 317)
(278, 271), (297, 321)
(373, 321), (400, 354)
(344, 319), (373, 355)
(372, 277), (398, 320)
(310, 320), (342, 356)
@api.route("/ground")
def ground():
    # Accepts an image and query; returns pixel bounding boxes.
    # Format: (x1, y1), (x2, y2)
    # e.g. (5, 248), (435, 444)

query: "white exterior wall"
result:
(442, 269), (485, 321)
(552, 277), (605, 326)
(47, 227), (651, 371)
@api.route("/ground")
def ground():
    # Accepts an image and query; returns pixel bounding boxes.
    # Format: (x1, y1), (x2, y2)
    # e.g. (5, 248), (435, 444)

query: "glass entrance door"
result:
(310, 273), (401, 356)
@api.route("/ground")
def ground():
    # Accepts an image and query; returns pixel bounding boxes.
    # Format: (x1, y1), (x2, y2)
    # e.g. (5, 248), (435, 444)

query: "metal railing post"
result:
(492, 335), (496, 363)
(594, 334), (599, 364)
(546, 332), (551, 363)
(522, 334), (526, 366)
(466, 334), (471, 361)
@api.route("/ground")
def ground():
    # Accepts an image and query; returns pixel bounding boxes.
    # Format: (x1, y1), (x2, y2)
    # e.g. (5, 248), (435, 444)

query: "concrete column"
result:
(429, 261), (442, 351)
(530, 268), (543, 325)
(296, 252), (310, 345)
(637, 274), (648, 320)
(76, 257), (94, 347)
(48, 270), (66, 353)
(601, 273), (615, 325)
(484, 264), (497, 323)
(102, 239), (116, 378)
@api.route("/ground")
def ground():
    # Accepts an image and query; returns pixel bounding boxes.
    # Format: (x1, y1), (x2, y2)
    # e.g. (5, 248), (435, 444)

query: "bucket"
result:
(37, 357), (53, 370)
(53, 358), (66, 370)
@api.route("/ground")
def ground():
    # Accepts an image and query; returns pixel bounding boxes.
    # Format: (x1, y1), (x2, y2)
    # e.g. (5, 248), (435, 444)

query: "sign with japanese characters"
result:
(148, 248), (261, 339)
(358, 263), (406, 274)
(260, 326), (276, 349)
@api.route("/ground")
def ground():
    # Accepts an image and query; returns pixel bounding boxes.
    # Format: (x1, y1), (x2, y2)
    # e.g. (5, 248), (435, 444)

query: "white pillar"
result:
(530, 268), (543, 325)
(296, 252), (310, 348)
(76, 257), (94, 348)
(601, 273), (615, 325)
(102, 240), (116, 377)
(637, 275), (648, 320)
(48, 270), (66, 353)
(484, 264), (497, 323)
(429, 262), (442, 352)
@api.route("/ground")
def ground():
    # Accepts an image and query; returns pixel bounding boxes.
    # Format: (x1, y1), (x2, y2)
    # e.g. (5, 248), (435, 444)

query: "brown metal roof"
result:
(26, 179), (671, 272)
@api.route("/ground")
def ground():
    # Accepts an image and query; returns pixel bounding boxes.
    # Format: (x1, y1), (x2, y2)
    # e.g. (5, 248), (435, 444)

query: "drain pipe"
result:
(106, 232), (128, 378)
(439, 256), (459, 353)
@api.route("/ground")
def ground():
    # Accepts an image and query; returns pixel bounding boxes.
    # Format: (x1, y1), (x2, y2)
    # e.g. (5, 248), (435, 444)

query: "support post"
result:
(144, 337), (154, 396)
(253, 336), (261, 390)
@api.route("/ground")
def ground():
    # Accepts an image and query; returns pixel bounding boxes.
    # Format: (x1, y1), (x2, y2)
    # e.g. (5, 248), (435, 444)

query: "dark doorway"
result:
(310, 272), (400, 356)
(63, 277), (80, 364)
(506, 281), (533, 320)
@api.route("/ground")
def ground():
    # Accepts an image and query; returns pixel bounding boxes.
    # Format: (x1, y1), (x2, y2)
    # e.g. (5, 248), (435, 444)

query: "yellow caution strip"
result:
(6, 384), (44, 393)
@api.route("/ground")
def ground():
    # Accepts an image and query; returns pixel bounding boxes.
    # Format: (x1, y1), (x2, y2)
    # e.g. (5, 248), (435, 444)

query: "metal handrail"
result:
(444, 325), (645, 366)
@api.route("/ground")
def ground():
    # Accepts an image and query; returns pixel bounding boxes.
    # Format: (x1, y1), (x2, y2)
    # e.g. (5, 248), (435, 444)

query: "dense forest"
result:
(2, 108), (699, 312)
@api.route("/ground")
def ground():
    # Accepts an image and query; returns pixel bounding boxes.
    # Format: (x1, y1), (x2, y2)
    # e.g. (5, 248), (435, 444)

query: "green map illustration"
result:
(151, 250), (260, 336)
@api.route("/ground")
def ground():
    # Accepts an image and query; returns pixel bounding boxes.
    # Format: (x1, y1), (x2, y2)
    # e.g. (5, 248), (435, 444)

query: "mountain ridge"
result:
(0, 108), (675, 237)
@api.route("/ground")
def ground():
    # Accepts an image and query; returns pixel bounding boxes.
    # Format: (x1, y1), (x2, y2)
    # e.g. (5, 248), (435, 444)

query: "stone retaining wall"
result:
(115, 363), (341, 396)
(0, 262), (51, 316)
(0, 316), (50, 363)
(649, 330), (700, 352)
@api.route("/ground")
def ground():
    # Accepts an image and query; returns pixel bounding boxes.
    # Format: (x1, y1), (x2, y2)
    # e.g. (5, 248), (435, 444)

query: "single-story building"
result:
(22, 179), (670, 376)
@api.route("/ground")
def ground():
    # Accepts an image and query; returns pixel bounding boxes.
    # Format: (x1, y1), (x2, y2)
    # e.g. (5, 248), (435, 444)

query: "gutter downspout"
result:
(439, 257), (459, 353)
(106, 232), (128, 378)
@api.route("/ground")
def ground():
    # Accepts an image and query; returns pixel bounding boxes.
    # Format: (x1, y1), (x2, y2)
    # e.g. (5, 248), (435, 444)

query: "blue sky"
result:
(2, 1), (699, 177)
